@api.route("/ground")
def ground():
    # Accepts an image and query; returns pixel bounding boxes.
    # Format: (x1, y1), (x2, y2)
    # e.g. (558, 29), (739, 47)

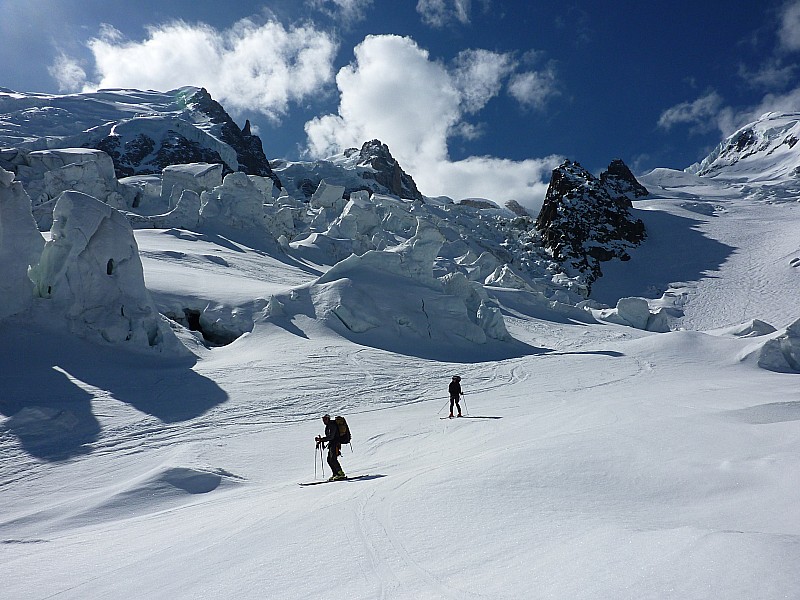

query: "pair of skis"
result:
(298, 474), (375, 486)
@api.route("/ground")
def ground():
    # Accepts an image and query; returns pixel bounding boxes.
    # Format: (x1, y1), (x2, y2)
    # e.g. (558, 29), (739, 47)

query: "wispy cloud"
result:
(305, 34), (562, 210)
(508, 66), (559, 109)
(659, 85), (800, 143)
(416, 0), (472, 28)
(778, 0), (800, 52)
(452, 49), (516, 113)
(661, 1), (800, 142)
(553, 7), (591, 47)
(307, 0), (374, 24)
(739, 58), (796, 91)
(48, 52), (88, 93)
(51, 18), (338, 122)
(657, 91), (725, 132)
(747, 86), (800, 120)
(736, 1), (800, 92)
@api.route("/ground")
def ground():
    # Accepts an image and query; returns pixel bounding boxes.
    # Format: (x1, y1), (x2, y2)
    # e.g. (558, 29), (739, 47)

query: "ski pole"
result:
(461, 394), (468, 416)
(437, 399), (450, 414)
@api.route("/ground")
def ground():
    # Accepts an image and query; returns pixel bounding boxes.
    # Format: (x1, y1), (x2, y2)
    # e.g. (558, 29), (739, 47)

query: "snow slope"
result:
(2, 102), (800, 598)
(592, 175), (800, 331)
(3, 177), (800, 599)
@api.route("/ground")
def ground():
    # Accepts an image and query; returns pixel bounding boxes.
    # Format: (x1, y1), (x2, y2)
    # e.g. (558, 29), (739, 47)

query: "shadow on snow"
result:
(0, 321), (227, 461)
(590, 208), (736, 305)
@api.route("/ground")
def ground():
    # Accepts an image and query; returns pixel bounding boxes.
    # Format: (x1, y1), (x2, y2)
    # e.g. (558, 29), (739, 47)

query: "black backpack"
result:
(334, 415), (351, 444)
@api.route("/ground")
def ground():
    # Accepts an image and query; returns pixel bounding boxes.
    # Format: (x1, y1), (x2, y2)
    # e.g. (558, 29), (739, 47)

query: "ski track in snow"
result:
(4, 184), (800, 597)
(679, 204), (793, 330)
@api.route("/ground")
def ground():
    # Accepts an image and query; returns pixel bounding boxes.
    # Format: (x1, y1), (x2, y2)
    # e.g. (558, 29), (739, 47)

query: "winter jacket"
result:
(449, 380), (462, 398)
(321, 420), (339, 444)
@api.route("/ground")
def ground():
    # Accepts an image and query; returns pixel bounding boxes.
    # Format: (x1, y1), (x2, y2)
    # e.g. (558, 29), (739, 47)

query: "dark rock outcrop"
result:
(535, 159), (646, 291)
(505, 200), (531, 217)
(97, 130), (224, 179)
(459, 198), (498, 210)
(88, 88), (281, 188)
(185, 89), (281, 188)
(353, 140), (423, 201)
(600, 158), (649, 199)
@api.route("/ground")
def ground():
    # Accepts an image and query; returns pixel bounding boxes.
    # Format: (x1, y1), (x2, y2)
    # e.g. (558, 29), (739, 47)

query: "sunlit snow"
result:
(2, 99), (800, 600)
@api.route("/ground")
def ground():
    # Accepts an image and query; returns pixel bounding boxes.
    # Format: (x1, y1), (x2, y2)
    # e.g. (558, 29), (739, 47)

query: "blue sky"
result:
(3, 0), (800, 207)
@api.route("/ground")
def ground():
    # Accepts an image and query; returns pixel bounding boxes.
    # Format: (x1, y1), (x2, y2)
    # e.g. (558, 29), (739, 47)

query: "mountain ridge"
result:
(687, 111), (800, 183)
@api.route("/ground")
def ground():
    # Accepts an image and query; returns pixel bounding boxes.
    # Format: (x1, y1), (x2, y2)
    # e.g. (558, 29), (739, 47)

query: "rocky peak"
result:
(354, 139), (423, 201)
(504, 200), (531, 217)
(535, 159), (646, 291)
(600, 158), (648, 199)
(183, 88), (281, 188)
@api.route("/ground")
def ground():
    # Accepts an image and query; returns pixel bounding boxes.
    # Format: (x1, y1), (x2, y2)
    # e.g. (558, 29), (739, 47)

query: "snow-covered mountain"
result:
(687, 111), (800, 184)
(2, 92), (800, 599)
(0, 87), (280, 185)
(272, 138), (423, 202)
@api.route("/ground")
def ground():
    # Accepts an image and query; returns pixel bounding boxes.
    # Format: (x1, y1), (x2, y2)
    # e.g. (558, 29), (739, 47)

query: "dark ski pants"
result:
(327, 443), (344, 475)
(450, 396), (461, 415)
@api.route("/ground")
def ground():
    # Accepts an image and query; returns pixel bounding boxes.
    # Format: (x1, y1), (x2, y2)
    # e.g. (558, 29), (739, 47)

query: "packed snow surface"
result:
(3, 143), (800, 598)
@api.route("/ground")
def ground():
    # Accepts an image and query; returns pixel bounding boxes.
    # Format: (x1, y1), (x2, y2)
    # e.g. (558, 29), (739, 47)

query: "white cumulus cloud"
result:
(305, 34), (562, 211)
(53, 18), (338, 122)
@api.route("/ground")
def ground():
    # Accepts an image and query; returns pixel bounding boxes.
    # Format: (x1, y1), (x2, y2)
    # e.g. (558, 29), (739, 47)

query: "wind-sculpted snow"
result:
(1, 148), (137, 229)
(43, 466), (246, 530)
(712, 319), (778, 338)
(757, 317), (800, 373)
(265, 219), (522, 360)
(27, 191), (188, 354)
(590, 296), (670, 333)
(161, 163), (223, 209)
(0, 168), (45, 319)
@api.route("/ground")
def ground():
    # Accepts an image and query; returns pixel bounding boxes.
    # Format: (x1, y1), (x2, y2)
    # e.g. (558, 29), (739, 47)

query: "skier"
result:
(448, 375), (463, 418)
(315, 414), (346, 481)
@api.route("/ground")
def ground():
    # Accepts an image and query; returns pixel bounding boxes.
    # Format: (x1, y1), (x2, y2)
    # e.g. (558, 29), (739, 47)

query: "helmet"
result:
(452, 375), (461, 381)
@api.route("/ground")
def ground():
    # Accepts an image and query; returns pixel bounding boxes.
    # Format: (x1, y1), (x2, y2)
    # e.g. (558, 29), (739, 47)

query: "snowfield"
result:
(3, 163), (800, 600)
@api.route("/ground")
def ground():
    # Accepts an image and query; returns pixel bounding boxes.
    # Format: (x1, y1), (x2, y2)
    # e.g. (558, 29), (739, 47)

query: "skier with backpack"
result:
(448, 375), (463, 418)
(315, 414), (349, 481)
